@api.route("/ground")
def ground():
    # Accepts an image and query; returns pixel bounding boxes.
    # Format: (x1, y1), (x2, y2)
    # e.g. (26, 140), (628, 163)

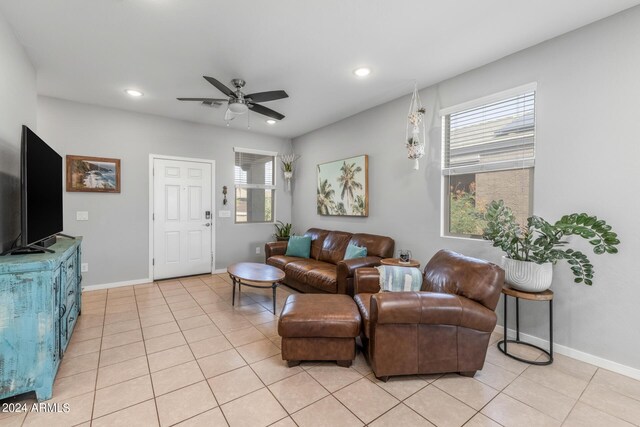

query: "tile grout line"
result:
(165, 277), (229, 426)
(86, 287), (107, 425)
(133, 281), (162, 427)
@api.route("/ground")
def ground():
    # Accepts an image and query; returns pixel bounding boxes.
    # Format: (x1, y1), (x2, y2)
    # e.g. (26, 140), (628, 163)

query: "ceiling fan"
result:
(177, 76), (288, 122)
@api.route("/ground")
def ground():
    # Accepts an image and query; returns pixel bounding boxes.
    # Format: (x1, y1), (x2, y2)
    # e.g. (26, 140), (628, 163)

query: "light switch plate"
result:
(81, 263), (89, 272)
(76, 211), (89, 221)
(219, 210), (231, 218)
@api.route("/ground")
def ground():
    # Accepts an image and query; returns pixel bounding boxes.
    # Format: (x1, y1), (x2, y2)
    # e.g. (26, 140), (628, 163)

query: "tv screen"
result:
(21, 126), (63, 246)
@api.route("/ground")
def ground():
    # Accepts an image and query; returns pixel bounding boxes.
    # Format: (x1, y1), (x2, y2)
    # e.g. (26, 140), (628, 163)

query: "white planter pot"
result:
(502, 257), (553, 293)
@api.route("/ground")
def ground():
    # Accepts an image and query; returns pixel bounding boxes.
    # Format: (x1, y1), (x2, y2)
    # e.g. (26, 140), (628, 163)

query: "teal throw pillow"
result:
(344, 243), (367, 260)
(285, 235), (312, 258)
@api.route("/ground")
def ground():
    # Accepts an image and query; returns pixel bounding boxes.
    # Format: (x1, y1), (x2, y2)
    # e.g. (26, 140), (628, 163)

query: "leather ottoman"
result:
(278, 294), (361, 367)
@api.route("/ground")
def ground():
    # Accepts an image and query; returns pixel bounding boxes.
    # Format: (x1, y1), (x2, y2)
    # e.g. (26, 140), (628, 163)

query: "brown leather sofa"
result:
(265, 228), (394, 296)
(353, 249), (504, 380)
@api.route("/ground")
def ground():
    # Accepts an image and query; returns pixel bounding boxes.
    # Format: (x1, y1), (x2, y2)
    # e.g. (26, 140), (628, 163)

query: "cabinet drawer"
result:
(60, 301), (78, 355)
(64, 253), (76, 282)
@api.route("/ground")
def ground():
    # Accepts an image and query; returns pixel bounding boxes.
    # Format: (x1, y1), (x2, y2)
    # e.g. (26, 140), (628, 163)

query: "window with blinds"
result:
(234, 148), (276, 223)
(441, 89), (535, 238)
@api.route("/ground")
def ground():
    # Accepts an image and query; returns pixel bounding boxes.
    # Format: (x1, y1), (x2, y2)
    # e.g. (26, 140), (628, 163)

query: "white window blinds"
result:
(234, 150), (275, 188)
(443, 91), (535, 175)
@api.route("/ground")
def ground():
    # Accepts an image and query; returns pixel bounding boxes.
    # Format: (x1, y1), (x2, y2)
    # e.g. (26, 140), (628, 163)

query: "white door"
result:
(153, 158), (213, 280)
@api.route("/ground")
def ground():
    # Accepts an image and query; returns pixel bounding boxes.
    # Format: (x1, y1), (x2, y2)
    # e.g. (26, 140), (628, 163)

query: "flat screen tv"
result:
(21, 125), (63, 247)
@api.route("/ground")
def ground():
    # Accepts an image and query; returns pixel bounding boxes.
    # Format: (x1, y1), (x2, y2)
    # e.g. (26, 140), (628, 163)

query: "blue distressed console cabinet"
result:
(0, 238), (82, 401)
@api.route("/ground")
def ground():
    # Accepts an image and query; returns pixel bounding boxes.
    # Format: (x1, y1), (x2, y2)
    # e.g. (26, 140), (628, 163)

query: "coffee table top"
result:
(227, 262), (285, 283)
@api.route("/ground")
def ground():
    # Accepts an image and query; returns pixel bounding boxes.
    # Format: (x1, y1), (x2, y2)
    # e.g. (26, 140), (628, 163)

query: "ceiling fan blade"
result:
(177, 97), (228, 102)
(245, 90), (289, 103)
(203, 76), (235, 97)
(249, 103), (285, 120)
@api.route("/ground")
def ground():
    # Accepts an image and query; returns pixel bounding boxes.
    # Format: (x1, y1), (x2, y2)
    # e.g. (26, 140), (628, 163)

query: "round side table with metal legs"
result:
(497, 285), (554, 365)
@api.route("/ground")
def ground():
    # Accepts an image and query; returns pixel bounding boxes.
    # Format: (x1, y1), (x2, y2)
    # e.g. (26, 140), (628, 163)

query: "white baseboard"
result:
(212, 268), (226, 274)
(495, 325), (640, 381)
(82, 277), (152, 291)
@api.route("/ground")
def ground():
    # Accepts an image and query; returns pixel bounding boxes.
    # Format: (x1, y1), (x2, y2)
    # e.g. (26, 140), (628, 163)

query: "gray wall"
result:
(292, 8), (640, 369)
(37, 96), (292, 286)
(0, 12), (37, 252)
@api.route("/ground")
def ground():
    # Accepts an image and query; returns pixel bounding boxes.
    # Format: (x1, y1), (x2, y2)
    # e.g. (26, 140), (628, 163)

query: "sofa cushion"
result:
(285, 260), (334, 285)
(267, 255), (301, 270)
(305, 228), (330, 260)
(306, 268), (338, 293)
(319, 231), (352, 264)
(350, 233), (395, 258)
(285, 235), (312, 258)
(344, 243), (367, 260)
(354, 293), (372, 338)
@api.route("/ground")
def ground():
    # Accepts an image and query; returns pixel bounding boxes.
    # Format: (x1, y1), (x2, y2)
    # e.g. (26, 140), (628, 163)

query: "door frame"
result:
(148, 154), (216, 281)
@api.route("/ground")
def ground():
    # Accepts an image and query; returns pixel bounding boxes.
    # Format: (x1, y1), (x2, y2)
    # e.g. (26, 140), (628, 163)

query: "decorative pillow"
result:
(344, 243), (367, 260)
(285, 235), (312, 258)
(376, 266), (423, 292)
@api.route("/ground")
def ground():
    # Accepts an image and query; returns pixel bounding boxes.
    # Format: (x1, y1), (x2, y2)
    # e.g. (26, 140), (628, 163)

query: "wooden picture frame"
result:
(317, 154), (368, 217)
(66, 155), (121, 193)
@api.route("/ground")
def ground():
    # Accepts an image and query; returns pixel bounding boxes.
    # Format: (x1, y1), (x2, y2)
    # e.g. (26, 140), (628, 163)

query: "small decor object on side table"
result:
(483, 200), (620, 292)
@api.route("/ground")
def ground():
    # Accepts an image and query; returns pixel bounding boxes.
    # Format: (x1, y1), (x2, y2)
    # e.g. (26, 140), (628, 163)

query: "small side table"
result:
(380, 258), (421, 268)
(498, 285), (553, 365)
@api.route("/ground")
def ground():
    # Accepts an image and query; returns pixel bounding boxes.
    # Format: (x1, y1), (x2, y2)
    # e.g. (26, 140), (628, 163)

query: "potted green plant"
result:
(483, 200), (620, 292)
(280, 154), (299, 191)
(274, 220), (293, 242)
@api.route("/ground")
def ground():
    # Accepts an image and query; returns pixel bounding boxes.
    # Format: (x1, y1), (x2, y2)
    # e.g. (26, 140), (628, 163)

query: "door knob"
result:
(203, 223), (211, 227)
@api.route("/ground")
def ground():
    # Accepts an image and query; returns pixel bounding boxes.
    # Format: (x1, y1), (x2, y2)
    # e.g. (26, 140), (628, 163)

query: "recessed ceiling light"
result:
(265, 119), (277, 125)
(353, 67), (371, 78)
(125, 89), (143, 97)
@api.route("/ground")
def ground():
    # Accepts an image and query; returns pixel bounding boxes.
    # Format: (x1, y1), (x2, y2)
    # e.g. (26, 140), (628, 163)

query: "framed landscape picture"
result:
(317, 155), (368, 217)
(66, 155), (121, 193)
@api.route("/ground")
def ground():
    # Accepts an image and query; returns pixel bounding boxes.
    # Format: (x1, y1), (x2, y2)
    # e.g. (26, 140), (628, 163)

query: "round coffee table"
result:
(227, 262), (285, 314)
(380, 258), (421, 268)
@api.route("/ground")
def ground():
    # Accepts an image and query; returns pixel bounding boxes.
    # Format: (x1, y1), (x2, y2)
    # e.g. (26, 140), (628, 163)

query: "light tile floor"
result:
(1, 273), (639, 426)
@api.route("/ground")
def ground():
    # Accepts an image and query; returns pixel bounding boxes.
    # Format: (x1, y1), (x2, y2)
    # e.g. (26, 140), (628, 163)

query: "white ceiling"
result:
(1, 0), (639, 138)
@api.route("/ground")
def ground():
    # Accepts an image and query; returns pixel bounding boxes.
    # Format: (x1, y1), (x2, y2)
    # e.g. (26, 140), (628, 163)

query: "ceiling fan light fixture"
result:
(353, 67), (371, 78)
(125, 89), (143, 97)
(265, 119), (277, 125)
(228, 99), (248, 114)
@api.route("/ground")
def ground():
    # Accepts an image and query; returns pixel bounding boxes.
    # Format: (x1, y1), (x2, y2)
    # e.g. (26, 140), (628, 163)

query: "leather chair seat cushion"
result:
(267, 255), (303, 270)
(353, 293), (372, 338)
(279, 294), (361, 338)
(284, 260), (334, 284)
(306, 268), (338, 293)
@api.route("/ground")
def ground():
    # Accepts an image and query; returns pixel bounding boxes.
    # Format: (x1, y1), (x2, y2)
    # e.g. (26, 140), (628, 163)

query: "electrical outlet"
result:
(76, 211), (89, 221)
(255, 246), (261, 254)
(81, 263), (89, 272)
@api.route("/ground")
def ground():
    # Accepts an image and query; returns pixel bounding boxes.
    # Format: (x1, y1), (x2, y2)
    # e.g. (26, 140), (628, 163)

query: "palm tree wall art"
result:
(316, 155), (368, 216)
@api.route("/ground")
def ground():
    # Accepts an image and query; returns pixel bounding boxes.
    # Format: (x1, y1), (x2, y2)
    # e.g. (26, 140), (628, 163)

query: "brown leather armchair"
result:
(353, 249), (504, 381)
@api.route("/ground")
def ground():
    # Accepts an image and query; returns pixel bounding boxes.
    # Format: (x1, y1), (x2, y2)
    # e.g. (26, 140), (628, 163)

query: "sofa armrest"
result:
(336, 257), (381, 295)
(265, 241), (288, 261)
(370, 292), (470, 327)
(354, 268), (382, 294)
(337, 256), (381, 278)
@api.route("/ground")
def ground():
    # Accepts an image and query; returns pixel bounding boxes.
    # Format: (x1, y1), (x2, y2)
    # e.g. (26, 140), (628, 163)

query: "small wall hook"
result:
(222, 186), (228, 205)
